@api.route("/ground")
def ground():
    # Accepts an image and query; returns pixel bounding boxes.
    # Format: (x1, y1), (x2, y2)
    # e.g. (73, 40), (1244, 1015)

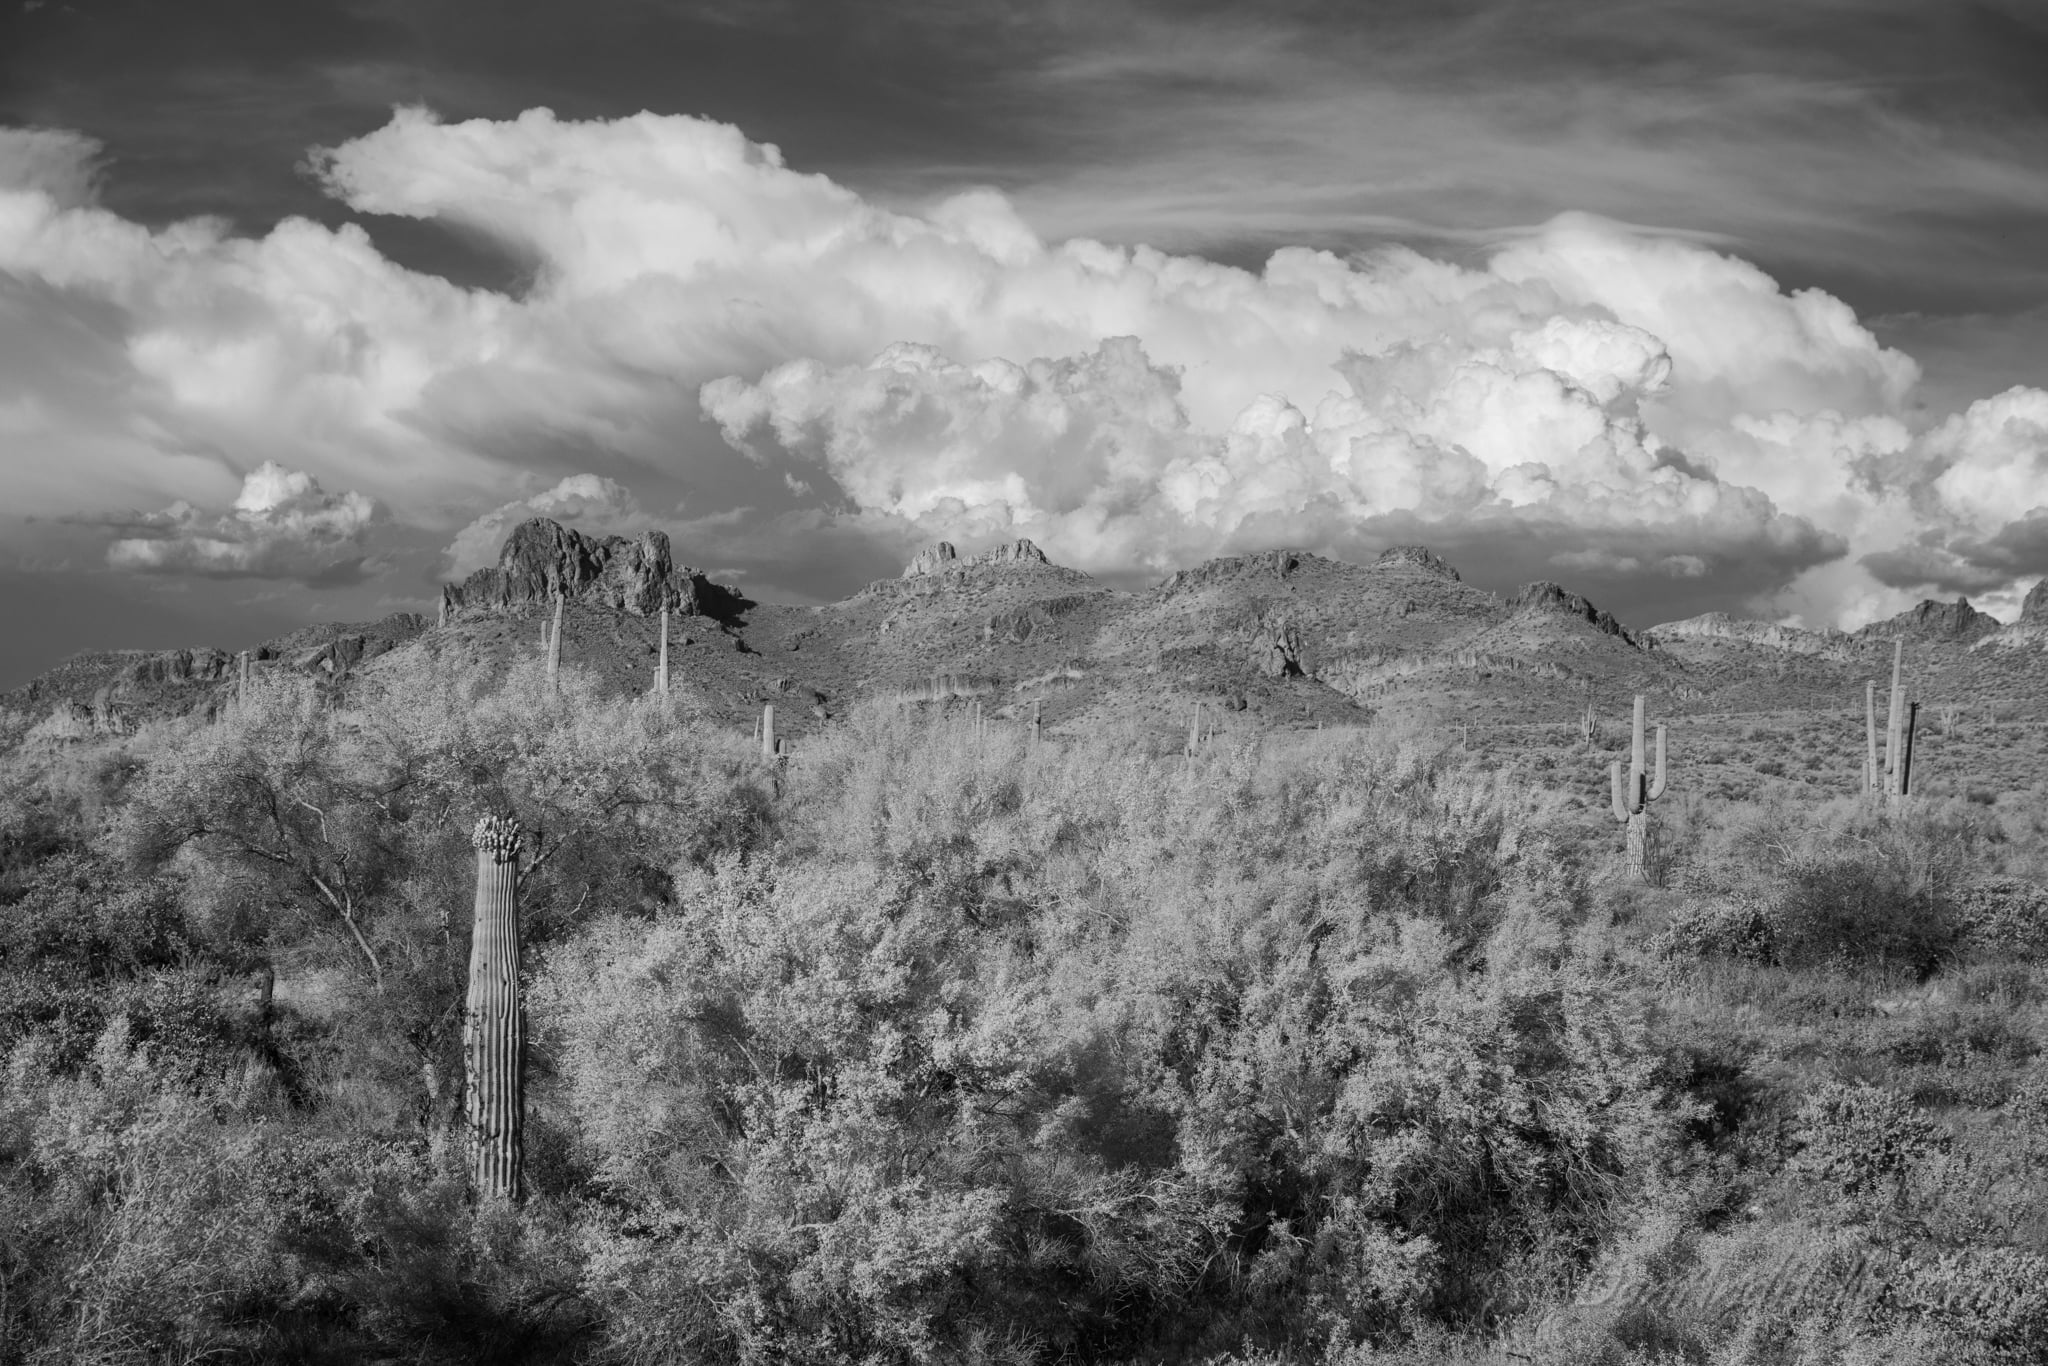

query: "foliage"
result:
(6, 664), (2048, 1364)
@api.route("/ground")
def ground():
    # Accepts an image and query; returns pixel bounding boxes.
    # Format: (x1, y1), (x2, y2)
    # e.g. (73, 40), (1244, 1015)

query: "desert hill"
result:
(10, 519), (2048, 761)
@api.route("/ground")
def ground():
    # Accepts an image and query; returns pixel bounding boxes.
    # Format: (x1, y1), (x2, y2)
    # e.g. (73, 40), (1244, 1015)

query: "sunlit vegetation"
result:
(4, 656), (2047, 1364)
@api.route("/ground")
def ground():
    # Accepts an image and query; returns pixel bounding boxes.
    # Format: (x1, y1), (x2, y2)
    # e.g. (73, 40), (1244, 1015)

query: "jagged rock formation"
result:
(902, 539), (1054, 579)
(440, 521), (732, 620)
(1511, 582), (1637, 645)
(1855, 597), (2002, 643)
(2024, 580), (2048, 624)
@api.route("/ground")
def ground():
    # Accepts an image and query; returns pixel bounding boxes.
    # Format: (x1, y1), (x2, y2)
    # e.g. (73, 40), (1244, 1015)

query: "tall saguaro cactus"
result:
(465, 816), (525, 1204)
(1864, 680), (1879, 796)
(1609, 694), (1668, 883)
(654, 606), (670, 697)
(761, 702), (776, 760)
(545, 596), (563, 691)
(1880, 638), (1918, 806)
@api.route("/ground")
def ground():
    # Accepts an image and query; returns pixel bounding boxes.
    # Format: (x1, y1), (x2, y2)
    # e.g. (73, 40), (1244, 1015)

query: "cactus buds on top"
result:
(1608, 694), (1668, 884)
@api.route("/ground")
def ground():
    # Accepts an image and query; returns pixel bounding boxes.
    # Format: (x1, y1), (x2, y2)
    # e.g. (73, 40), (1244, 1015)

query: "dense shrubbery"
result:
(4, 664), (2048, 1364)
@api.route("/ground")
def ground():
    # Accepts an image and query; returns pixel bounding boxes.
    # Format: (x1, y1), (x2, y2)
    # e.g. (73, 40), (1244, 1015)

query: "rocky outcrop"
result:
(1250, 613), (1306, 677)
(903, 543), (959, 577)
(1157, 549), (1307, 595)
(984, 593), (1096, 645)
(25, 691), (129, 743)
(1511, 582), (1635, 644)
(1855, 597), (2001, 643)
(2022, 580), (2048, 624)
(903, 539), (1053, 578)
(1644, 612), (1857, 659)
(440, 520), (733, 621)
(1375, 546), (1461, 581)
(127, 648), (233, 687)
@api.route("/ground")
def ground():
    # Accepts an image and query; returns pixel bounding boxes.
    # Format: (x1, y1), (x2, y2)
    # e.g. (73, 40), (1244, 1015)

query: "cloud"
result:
(443, 473), (650, 575)
(3, 104), (2047, 626)
(100, 461), (380, 584)
(0, 127), (102, 208)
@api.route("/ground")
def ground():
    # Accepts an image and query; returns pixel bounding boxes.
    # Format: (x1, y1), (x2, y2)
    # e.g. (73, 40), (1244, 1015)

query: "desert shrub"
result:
(1794, 1082), (1947, 1199)
(1774, 852), (1954, 973)
(1951, 876), (2048, 961)
(1881, 1247), (2048, 1363)
(1652, 897), (1775, 963)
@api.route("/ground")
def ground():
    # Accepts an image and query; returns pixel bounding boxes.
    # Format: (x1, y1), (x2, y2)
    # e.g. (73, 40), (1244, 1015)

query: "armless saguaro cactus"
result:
(655, 606), (670, 697)
(1864, 680), (1879, 796)
(1187, 701), (1202, 759)
(465, 816), (525, 1203)
(1881, 638), (1918, 806)
(546, 596), (564, 691)
(761, 702), (776, 760)
(1609, 694), (1668, 884)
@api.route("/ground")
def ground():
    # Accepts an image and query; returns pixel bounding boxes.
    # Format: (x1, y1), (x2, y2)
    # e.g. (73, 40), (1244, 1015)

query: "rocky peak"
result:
(1157, 549), (1305, 595)
(2023, 580), (2048, 624)
(1375, 545), (1461, 581)
(1856, 596), (2002, 642)
(440, 519), (732, 620)
(1511, 581), (1635, 643)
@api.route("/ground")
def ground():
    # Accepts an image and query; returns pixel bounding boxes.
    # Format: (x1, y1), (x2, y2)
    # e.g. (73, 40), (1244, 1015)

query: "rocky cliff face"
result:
(901, 538), (1054, 579)
(440, 520), (735, 620)
(1644, 612), (1857, 658)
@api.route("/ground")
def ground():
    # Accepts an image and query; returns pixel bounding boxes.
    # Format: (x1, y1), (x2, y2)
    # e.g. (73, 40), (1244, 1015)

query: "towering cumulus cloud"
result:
(2, 109), (2044, 625)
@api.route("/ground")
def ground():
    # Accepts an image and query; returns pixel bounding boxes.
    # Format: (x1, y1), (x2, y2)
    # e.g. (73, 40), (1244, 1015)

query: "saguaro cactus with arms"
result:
(465, 815), (525, 1203)
(1609, 694), (1668, 883)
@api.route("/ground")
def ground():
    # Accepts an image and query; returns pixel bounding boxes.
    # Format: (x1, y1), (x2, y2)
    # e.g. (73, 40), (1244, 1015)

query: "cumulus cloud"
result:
(443, 473), (651, 576)
(0, 127), (102, 208)
(3, 104), (2047, 624)
(101, 461), (380, 585)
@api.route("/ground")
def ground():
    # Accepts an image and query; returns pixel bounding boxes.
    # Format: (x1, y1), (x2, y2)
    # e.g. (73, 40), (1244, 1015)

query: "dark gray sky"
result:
(4, 0), (2048, 687)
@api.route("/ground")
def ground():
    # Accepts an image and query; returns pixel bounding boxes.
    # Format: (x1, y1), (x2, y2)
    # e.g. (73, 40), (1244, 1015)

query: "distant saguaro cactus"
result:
(1187, 701), (1202, 759)
(1032, 698), (1043, 747)
(237, 650), (250, 706)
(1864, 679), (1880, 797)
(465, 815), (525, 1203)
(1609, 694), (1668, 884)
(761, 702), (776, 761)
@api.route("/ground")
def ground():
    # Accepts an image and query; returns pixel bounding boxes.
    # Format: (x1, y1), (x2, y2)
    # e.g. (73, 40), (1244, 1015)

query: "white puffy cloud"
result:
(102, 461), (380, 584)
(443, 474), (651, 576)
(2, 105), (2046, 624)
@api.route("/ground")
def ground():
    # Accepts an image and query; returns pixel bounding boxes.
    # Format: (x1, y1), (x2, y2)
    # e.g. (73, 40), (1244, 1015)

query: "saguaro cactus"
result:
(761, 702), (776, 760)
(1881, 638), (1917, 806)
(654, 606), (670, 697)
(237, 650), (250, 706)
(465, 815), (525, 1203)
(546, 596), (563, 690)
(1032, 699), (1043, 747)
(1609, 694), (1668, 883)
(1187, 701), (1203, 759)
(1864, 679), (1879, 796)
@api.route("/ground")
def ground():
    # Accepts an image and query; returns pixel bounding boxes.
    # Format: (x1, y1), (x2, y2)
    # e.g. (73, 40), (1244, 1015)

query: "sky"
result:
(2, 0), (2047, 687)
